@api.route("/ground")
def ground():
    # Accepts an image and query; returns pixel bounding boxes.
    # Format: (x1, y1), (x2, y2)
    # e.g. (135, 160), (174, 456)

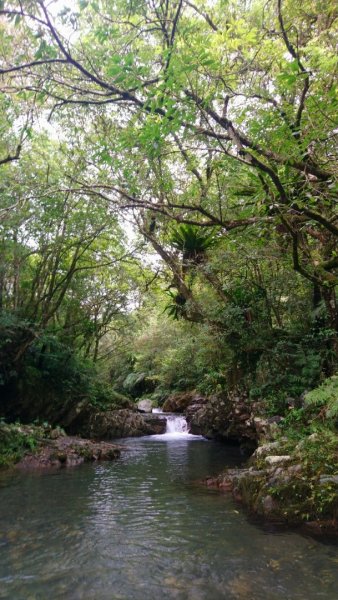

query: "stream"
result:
(0, 415), (337, 599)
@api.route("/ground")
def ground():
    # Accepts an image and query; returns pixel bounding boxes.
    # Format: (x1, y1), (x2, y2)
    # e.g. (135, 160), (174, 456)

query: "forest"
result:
(0, 0), (337, 534)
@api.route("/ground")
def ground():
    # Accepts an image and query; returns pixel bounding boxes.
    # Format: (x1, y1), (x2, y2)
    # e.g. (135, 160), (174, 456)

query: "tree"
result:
(2, 1), (335, 308)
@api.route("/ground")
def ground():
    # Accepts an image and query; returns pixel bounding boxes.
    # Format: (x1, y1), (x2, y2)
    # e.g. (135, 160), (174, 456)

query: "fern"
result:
(170, 224), (217, 261)
(305, 375), (338, 419)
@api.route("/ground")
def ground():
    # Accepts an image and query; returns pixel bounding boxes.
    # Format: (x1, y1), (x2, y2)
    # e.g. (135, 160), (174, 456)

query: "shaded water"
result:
(0, 436), (337, 599)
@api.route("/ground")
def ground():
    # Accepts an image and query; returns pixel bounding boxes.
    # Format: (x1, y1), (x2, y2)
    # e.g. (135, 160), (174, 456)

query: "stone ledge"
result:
(16, 435), (121, 469)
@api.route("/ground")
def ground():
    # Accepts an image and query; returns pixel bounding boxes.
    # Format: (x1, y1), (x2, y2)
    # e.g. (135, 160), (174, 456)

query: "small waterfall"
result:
(165, 414), (188, 434)
(150, 410), (201, 440)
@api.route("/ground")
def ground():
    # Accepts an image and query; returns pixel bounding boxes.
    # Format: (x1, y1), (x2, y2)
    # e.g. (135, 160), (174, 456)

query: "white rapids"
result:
(151, 410), (203, 441)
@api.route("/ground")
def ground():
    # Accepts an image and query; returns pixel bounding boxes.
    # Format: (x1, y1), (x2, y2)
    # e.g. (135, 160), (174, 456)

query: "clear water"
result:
(0, 436), (337, 600)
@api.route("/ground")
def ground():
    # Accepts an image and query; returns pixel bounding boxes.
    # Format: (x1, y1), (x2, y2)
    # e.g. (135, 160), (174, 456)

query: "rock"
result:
(49, 426), (66, 439)
(81, 409), (166, 439)
(187, 391), (257, 443)
(137, 399), (153, 413)
(201, 432), (337, 531)
(254, 441), (281, 458)
(319, 475), (338, 485)
(142, 413), (167, 434)
(253, 416), (268, 433)
(253, 416), (283, 439)
(218, 479), (234, 491)
(261, 495), (276, 514)
(268, 463), (302, 485)
(265, 455), (292, 466)
(248, 468), (266, 476)
(162, 391), (206, 413)
(16, 436), (121, 470)
(287, 464), (302, 475)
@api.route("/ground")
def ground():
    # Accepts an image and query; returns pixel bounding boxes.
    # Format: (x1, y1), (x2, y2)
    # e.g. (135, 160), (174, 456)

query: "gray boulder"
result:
(137, 399), (153, 413)
(187, 392), (257, 442)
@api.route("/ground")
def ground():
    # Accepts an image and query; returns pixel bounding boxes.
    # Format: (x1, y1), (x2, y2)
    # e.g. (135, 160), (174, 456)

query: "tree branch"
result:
(0, 143), (21, 166)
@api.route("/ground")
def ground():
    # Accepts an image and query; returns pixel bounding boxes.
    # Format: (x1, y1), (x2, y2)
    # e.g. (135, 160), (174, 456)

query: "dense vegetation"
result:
(0, 0), (337, 468)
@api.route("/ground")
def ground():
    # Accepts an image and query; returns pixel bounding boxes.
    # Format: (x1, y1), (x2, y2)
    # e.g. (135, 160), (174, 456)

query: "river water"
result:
(0, 420), (337, 599)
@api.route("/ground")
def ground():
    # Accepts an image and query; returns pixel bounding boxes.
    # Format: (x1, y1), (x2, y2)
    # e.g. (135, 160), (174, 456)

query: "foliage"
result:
(0, 422), (39, 467)
(269, 428), (338, 520)
(122, 372), (151, 397)
(88, 381), (132, 411)
(170, 224), (217, 263)
(296, 429), (338, 475)
(0, 313), (131, 423)
(251, 336), (325, 404)
(305, 375), (338, 420)
(163, 290), (187, 320)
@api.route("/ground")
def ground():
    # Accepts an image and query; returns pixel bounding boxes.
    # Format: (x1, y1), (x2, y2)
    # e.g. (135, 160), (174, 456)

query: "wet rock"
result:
(142, 413), (167, 434)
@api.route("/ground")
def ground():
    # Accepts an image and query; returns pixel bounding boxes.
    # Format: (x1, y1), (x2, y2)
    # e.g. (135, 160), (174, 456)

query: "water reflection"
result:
(0, 439), (337, 600)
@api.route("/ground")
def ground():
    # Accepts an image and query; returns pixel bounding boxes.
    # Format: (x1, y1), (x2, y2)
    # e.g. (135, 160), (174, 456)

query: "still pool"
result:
(0, 436), (337, 599)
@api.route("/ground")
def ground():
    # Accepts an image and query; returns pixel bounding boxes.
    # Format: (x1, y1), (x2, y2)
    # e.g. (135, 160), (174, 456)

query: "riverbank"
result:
(0, 423), (121, 469)
(161, 390), (338, 533)
(204, 430), (338, 534)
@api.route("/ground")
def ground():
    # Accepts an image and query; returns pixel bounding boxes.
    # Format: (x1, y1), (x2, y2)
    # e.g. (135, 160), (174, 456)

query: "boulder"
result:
(137, 399), (153, 413)
(253, 416), (283, 439)
(187, 392), (257, 443)
(142, 413), (167, 434)
(185, 395), (208, 420)
(253, 441), (284, 458)
(81, 409), (166, 439)
(162, 391), (207, 413)
(16, 435), (121, 469)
